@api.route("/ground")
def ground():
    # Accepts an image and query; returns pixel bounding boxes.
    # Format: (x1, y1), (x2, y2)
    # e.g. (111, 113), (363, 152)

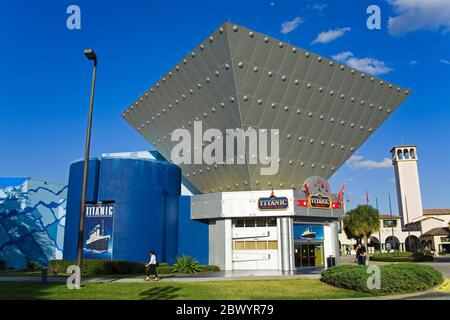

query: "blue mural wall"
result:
(0, 178), (67, 269)
(64, 157), (182, 264)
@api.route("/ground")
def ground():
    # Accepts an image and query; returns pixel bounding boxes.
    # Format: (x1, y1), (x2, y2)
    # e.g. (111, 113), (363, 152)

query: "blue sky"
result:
(1, 0), (450, 214)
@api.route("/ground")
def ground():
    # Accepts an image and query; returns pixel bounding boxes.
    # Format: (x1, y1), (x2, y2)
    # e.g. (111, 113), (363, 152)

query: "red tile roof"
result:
(422, 227), (450, 237)
(423, 209), (450, 216)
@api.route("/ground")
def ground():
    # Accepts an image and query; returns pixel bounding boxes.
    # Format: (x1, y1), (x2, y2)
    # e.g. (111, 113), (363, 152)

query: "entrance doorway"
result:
(294, 242), (324, 269)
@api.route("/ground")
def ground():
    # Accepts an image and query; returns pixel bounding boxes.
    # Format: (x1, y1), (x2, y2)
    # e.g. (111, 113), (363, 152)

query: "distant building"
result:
(339, 212), (450, 254)
(0, 178), (66, 269)
(339, 146), (450, 255)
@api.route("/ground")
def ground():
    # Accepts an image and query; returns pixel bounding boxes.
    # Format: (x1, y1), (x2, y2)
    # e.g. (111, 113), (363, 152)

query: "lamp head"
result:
(84, 48), (97, 62)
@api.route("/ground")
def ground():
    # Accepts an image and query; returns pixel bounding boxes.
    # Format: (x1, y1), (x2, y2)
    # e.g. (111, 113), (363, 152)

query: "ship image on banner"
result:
(83, 202), (114, 259)
(293, 224), (324, 240)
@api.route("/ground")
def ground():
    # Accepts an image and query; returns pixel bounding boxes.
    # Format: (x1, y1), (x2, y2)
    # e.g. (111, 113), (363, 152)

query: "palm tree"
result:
(343, 205), (380, 253)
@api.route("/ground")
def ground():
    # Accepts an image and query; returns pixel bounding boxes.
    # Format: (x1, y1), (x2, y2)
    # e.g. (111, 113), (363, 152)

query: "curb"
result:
(341, 281), (447, 300)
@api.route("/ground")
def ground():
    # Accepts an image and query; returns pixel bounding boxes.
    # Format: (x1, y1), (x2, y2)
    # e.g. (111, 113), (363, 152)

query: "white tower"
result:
(391, 146), (423, 225)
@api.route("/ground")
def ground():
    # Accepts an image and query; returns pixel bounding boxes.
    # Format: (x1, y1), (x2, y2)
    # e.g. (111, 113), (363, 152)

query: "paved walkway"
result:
(0, 270), (321, 283)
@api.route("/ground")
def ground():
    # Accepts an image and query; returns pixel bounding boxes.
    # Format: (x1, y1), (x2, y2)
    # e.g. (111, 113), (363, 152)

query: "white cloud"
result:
(281, 17), (303, 34)
(347, 155), (392, 170)
(332, 51), (353, 61)
(440, 59), (450, 65)
(387, 0), (450, 36)
(310, 3), (328, 12)
(332, 51), (393, 76)
(409, 60), (418, 65)
(312, 27), (351, 44)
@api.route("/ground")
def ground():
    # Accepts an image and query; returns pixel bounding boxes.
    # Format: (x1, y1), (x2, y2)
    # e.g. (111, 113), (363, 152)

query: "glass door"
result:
(294, 242), (324, 268)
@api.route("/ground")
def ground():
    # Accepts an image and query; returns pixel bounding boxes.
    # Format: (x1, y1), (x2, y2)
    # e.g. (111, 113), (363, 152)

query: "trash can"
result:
(327, 256), (336, 267)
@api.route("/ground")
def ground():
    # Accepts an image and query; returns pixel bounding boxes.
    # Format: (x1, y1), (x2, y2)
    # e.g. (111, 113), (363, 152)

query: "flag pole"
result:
(388, 193), (395, 250)
(376, 196), (381, 252)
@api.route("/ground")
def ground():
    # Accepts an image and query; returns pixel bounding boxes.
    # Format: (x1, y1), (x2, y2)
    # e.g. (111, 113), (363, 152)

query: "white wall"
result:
(232, 226), (279, 270)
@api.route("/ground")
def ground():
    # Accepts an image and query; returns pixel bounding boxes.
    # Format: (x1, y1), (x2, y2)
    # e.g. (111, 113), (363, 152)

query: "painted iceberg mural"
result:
(0, 178), (67, 269)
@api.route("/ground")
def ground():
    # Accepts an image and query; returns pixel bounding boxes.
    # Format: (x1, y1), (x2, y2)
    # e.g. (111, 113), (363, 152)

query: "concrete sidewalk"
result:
(0, 270), (321, 283)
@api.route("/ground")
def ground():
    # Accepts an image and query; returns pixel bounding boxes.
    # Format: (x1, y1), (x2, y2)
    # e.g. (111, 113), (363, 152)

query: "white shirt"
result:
(146, 254), (157, 267)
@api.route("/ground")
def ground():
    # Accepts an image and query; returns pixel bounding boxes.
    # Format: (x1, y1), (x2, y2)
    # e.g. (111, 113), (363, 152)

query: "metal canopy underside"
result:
(122, 22), (410, 194)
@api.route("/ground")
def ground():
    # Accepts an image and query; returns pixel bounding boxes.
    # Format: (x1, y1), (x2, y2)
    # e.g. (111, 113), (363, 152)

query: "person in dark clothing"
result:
(145, 250), (160, 281)
(356, 243), (367, 265)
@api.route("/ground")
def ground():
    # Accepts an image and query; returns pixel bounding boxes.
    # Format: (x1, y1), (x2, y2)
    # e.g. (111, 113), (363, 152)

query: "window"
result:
(256, 218), (267, 227)
(256, 241), (267, 250)
(234, 219), (245, 228)
(397, 149), (403, 160)
(245, 219), (256, 228)
(267, 240), (278, 249)
(245, 241), (257, 250)
(383, 219), (397, 228)
(410, 148), (416, 159)
(404, 149), (410, 159)
(267, 218), (277, 227)
(234, 241), (245, 250)
(233, 218), (278, 228)
(233, 240), (279, 250)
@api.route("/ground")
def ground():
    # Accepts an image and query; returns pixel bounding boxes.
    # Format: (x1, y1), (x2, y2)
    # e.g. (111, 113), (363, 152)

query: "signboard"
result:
(296, 176), (340, 209)
(308, 193), (331, 209)
(293, 224), (324, 240)
(83, 202), (114, 260)
(258, 191), (289, 210)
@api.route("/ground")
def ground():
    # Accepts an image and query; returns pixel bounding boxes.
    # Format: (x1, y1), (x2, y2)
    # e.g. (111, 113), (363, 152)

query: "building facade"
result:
(191, 177), (343, 271)
(63, 152), (210, 265)
(118, 22), (410, 270)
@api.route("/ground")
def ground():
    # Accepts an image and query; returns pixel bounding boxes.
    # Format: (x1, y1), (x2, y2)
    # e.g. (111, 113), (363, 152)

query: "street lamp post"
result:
(76, 49), (98, 272)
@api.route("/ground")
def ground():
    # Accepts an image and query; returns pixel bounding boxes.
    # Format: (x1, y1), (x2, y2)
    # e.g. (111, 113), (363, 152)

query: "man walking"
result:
(356, 243), (367, 265)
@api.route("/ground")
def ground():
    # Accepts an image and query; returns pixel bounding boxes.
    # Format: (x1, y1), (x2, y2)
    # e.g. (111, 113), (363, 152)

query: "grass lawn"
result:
(0, 279), (371, 300)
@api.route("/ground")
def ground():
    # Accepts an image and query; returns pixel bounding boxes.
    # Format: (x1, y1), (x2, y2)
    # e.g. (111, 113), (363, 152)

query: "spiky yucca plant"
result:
(172, 256), (202, 274)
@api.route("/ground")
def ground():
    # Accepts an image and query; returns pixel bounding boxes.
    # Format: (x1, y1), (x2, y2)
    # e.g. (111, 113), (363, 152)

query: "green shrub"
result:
(172, 256), (201, 274)
(321, 264), (443, 294)
(199, 265), (220, 272)
(0, 260), (5, 270)
(49, 259), (219, 275)
(49, 260), (145, 275)
(155, 266), (174, 274)
(370, 251), (433, 262)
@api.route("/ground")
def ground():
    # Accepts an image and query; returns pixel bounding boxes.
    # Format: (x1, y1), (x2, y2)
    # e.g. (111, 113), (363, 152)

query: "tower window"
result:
(403, 149), (410, 159)
(410, 148), (416, 159)
(397, 149), (403, 160)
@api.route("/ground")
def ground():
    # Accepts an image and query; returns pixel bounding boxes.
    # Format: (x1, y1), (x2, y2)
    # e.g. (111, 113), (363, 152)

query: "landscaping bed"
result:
(369, 251), (433, 262)
(321, 263), (443, 295)
(49, 258), (219, 276)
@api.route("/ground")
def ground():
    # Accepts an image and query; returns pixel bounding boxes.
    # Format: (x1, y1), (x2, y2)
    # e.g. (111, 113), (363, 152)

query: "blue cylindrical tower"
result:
(63, 156), (181, 264)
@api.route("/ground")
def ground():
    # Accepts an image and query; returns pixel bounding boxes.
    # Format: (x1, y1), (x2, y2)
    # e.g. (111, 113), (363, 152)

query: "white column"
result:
(280, 217), (294, 271)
